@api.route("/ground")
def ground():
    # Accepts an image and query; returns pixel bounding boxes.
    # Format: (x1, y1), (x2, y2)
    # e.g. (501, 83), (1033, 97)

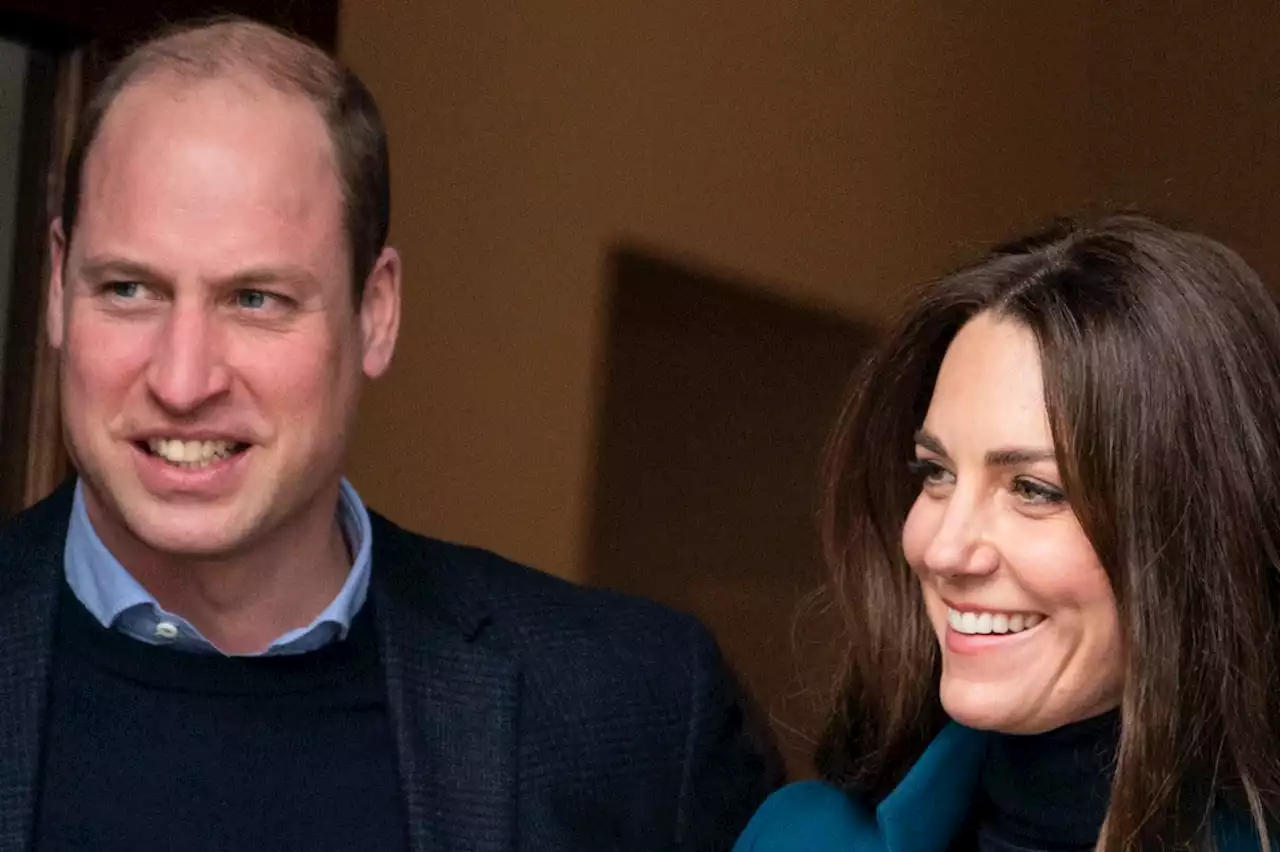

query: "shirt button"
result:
(154, 621), (179, 641)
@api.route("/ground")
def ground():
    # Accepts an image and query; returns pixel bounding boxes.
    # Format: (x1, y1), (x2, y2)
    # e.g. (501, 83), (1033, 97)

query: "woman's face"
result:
(902, 312), (1123, 734)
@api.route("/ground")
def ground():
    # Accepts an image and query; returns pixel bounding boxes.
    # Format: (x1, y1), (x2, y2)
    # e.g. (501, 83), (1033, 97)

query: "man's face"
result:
(48, 74), (399, 561)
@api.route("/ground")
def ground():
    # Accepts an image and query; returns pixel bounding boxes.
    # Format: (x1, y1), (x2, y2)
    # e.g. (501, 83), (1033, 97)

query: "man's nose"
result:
(145, 302), (231, 414)
(921, 493), (1000, 579)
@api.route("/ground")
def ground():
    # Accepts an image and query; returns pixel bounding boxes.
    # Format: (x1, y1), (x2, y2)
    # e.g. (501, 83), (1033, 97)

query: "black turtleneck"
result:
(955, 710), (1120, 852)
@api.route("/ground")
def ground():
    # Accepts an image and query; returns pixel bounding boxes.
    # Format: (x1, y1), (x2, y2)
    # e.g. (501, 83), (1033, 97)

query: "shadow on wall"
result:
(584, 247), (873, 779)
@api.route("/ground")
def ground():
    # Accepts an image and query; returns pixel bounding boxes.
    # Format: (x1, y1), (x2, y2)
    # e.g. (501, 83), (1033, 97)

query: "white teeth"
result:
(947, 607), (1045, 636)
(146, 437), (239, 468)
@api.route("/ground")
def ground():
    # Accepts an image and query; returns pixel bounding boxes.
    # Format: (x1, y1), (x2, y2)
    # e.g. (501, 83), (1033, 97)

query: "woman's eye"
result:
(1011, 477), (1066, 505)
(907, 459), (954, 487)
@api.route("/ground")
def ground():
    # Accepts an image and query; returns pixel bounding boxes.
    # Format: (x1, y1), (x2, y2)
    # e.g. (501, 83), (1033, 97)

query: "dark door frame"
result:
(0, 0), (340, 516)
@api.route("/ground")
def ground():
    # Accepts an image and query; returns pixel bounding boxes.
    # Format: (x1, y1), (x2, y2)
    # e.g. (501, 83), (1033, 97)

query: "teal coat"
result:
(734, 722), (1267, 852)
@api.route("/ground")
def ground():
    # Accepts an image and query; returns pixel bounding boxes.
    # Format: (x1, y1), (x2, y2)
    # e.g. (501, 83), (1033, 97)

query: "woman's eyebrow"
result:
(914, 430), (1055, 467)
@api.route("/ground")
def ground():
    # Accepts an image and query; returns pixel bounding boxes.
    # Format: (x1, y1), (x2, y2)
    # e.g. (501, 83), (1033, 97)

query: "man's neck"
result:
(85, 490), (353, 655)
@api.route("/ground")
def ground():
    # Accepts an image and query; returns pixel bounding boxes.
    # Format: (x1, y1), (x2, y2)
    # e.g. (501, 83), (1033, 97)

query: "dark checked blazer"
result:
(0, 482), (780, 852)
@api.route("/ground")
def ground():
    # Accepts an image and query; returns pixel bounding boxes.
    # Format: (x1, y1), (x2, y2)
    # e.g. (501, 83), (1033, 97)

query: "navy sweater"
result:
(34, 582), (409, 851)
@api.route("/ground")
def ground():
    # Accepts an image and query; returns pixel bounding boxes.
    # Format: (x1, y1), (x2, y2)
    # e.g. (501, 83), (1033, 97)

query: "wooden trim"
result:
(20, 47), (80, 506)
(0, 41), (73, 515)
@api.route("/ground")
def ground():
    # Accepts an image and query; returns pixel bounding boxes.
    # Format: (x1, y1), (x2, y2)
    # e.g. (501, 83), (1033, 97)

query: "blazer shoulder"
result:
(734, 781), (872, 852)
(369, 510), (708, 645)
(0, 481), (74, 539)
(0, 481), (74, 585)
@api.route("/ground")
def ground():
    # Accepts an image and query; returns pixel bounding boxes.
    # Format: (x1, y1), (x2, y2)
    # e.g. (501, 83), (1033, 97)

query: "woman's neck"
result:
(974, 710), (1121, 851)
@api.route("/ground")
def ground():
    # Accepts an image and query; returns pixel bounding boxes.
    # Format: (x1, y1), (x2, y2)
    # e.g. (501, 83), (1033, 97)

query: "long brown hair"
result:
(816, 215), (1280, 850)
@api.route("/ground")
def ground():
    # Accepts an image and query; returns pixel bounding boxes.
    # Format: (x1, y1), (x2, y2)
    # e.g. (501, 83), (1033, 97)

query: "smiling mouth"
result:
(139, 438), (251, 469)
(947, 608), (1045, 636)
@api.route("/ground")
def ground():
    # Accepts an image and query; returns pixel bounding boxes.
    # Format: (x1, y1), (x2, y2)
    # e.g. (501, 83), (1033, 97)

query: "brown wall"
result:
(1088, 3), (1280, 278)
(583, 250), (874, 776)
(338, 2), (1117, 580)
(337, 0), (1277, 777)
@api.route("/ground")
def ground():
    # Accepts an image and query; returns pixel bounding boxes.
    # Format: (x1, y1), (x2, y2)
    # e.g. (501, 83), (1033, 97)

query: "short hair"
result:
(816, 214), (1280, 850)
(59, 16), (390, 300)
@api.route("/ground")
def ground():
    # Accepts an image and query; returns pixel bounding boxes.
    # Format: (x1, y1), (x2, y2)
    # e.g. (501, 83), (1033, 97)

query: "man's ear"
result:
(358, 246), (401, 379)
(46, 218), (68, 350)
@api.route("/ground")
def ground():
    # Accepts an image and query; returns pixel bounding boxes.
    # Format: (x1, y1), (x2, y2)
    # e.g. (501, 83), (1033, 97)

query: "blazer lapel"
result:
(0, 485), (72, 852)
(372, 518), (519, 852)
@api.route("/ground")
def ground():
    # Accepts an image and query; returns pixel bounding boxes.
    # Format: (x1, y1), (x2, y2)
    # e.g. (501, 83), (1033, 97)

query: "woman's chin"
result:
(939, 680), (1054, 735)
(939, 670), (1123, 735)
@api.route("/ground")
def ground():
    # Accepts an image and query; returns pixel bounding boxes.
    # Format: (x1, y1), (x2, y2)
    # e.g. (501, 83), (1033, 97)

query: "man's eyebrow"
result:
(223, 265), (320, 288)
(78, 256), (160, 282)
(77, 257), (319, 289)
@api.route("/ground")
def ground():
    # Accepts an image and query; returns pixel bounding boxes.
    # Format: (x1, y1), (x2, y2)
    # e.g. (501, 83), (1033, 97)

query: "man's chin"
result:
(128, 521), (254, 561)
(108, 497), (263, 562)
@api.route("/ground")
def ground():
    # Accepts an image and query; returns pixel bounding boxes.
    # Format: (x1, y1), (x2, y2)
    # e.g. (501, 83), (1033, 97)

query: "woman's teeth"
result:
(947, 608), (1044, 635)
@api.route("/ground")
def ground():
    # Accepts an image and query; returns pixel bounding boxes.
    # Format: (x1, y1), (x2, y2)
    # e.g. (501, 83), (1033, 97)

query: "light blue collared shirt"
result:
(64, 478), (374, 656)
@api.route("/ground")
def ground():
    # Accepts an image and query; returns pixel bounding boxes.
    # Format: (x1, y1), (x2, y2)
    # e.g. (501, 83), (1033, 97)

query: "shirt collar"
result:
(64, 479), (374, 656)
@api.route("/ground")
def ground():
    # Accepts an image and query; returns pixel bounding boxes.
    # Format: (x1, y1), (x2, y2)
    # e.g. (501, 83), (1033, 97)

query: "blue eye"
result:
(109, 282), (141, 299)
(237, 290), (270, 309)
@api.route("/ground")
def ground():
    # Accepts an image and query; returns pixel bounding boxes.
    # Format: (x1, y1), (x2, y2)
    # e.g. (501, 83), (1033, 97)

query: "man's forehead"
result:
(80, 74), (340, 206)
(90, 71), (333, 168)
(69, 72), (348, 274)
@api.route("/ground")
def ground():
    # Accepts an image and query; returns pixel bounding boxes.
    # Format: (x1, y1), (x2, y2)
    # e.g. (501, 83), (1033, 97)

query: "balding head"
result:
(61, 17), (389, 298)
